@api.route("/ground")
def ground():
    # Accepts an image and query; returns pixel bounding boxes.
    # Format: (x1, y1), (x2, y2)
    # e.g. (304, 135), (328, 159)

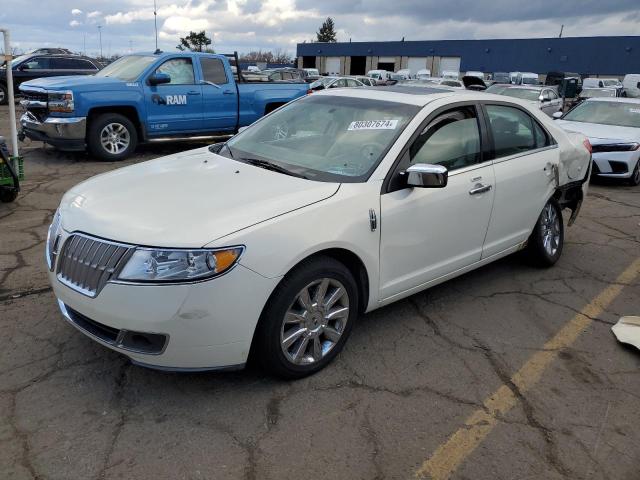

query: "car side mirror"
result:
(539, 95), (549, 102)
(552, 111), (563, 119)
(148, 72), (171, 86)
(404, 163), (448, 188)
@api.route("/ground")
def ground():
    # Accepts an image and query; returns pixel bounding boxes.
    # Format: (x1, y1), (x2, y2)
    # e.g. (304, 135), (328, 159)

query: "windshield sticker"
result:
(629, 108), (640, 114)
(348, 120), (399, 131)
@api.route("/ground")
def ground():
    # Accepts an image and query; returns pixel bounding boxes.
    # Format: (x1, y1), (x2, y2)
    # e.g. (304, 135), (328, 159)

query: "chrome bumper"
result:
(20, 111), (86, 142)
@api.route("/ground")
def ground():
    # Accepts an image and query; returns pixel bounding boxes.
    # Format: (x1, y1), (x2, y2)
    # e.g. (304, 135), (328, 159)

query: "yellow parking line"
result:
(415, 257), (640, 480)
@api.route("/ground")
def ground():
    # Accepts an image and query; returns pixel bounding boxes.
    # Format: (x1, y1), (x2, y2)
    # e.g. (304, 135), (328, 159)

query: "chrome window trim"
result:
(490, 144), (559, 165)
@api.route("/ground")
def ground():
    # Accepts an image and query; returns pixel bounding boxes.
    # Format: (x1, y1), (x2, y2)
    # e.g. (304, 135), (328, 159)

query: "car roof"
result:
(584, 97), (640, 104)
(311, 86), (495, 106)
(509, 86), (545, 91)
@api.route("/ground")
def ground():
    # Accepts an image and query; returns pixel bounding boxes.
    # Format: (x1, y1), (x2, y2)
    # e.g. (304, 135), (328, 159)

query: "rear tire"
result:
(525, 199), (564, 267)
(630, 160), (640, 186)
(87, 113), (138, 161)
(253, 256), (358, 379)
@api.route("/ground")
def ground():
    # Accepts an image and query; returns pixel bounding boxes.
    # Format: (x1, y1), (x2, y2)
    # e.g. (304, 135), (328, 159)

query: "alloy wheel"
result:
(100, 123), (130, 155)
(541, 203), (561, 257)
(280, 278), (350, 365)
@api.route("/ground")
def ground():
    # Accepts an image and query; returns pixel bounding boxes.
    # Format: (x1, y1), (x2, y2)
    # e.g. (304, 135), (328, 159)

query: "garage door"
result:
(439, 57), (461, 76)
(407, 57), (428, 75)
(325, 57), (341, 75)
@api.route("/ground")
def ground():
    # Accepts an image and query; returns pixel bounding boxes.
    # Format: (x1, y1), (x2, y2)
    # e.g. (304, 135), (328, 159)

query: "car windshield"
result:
(501, 88), (541, 101)
(310, 77), (334, 89)
(306, 69), (319, 76)
(563, 101), (640, 128)
(521, 77), (538, 85)
(370, 73), (381, 79)
(579, 88), (616, 99)
(222, 95), (419, 182)
(602, 79), (620, 87)
(95, 55), (157, 81)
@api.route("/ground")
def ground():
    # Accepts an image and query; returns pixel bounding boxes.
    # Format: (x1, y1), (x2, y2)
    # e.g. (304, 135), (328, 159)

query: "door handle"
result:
(469, 184), (492, 195)
(187, 90), (201, 95)
(222, 89), (234, 95)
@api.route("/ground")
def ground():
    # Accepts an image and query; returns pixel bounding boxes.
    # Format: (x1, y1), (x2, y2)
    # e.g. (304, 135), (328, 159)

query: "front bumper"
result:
(20, 111), (86, 151)
(50, 259), (280, 371)
(591, 152), (639, 179)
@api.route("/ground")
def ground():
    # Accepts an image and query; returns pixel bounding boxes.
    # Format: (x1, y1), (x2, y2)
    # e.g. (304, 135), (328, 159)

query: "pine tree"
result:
(316, 17), (337, 43)
(177, 31), (213, 52)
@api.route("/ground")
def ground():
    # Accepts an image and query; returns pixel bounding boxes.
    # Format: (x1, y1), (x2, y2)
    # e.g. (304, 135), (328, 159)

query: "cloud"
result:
(2, 0), (639, 59)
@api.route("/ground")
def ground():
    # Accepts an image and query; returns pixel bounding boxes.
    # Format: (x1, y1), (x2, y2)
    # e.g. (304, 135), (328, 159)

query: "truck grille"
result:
(56, 234), (132, 297)
(21, 89), (48, 103)
(20, 89), (49, 119)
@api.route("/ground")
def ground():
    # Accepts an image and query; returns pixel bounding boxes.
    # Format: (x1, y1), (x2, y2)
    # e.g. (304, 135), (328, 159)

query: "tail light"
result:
(583, 139), (592, 154)
(306, 89), (313, 95)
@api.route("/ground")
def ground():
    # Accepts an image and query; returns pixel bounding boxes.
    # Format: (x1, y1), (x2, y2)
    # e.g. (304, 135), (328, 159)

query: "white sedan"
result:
(47, 89), (591, 378)
(554, 98), (640, 185)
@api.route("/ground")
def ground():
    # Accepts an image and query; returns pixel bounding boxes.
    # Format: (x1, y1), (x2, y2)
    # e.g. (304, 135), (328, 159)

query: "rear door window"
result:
(200, 58), (228, 84)
(485, 105), (550, 158)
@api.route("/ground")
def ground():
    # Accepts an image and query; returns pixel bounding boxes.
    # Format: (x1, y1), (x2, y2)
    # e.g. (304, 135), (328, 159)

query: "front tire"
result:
(87, 113), (138, 161)
(0, 83), (8, 105)
(254, 256), (358, 379)
(630, 160), (640, 186)
(525, 199), (564, 267)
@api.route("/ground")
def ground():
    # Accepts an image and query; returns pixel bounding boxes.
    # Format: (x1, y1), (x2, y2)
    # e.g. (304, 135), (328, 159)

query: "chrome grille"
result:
(46, 212), (62, 271)
(56, 234), (132, 297)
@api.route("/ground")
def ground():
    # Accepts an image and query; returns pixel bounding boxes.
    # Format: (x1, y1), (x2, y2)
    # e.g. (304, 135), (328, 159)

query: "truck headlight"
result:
(116, 247), (243, 283)
(48, 90), (74, 113)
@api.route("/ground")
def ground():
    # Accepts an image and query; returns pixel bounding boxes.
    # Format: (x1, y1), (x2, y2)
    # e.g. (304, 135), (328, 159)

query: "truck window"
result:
(200, 58), (228, 85)
(155, 58), (195, 85)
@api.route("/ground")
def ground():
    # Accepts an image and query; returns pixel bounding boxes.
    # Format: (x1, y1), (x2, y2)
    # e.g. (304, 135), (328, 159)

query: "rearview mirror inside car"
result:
(404, 163), (448, 188)
(148, 73), (171, 86)
(552, 111), (563, 119)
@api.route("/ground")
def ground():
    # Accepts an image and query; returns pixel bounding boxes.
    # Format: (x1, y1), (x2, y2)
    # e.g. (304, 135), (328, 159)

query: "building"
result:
(297, 36), (640, 77)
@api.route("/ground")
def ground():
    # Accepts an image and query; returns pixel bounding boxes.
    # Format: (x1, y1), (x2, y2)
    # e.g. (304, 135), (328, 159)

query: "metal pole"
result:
(98, 25), (103, 59)
(0, 29), (18, 158)
(154, 0), (158, 52)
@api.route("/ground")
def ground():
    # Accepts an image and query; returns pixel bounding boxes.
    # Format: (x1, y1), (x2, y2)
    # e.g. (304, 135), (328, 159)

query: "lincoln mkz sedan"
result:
(47, 88), (592, 378)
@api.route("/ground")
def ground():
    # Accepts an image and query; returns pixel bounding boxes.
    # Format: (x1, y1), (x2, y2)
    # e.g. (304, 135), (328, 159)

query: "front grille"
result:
(56, 234), (132, 297)
(592, 143), (639, 153)
(21, 89), (48, 103)
(46, 212), (61, 270)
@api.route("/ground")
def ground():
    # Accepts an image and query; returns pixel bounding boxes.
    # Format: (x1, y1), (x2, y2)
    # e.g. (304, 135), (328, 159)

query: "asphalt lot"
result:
(1, 103), (639, 480)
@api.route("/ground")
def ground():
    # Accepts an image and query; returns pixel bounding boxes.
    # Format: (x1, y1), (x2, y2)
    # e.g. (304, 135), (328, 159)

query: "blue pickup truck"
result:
(18, 52), (309, 160)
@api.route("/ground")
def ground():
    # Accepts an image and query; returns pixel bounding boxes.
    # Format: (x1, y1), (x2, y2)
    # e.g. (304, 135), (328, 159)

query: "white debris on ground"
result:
(612, 316), (640, 350)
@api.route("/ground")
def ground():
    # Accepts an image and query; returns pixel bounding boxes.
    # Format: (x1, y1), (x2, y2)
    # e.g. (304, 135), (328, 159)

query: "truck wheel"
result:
(87, 113), (138, 161)
(0, 83), (8, 106)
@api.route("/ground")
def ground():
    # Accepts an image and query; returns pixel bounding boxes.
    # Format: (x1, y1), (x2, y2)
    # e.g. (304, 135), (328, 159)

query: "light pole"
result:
(153, 0), (159, 53)
(97, 25), (103, 59)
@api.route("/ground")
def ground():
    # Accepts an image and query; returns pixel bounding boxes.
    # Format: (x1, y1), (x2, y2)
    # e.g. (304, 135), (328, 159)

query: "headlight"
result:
(48, 90), (74, 113)
(116, 247), (243, 283)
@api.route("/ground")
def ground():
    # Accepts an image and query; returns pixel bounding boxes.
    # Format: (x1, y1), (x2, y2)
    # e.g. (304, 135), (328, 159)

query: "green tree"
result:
(177, 31), (213, 52)
(316, 17), (337, 43)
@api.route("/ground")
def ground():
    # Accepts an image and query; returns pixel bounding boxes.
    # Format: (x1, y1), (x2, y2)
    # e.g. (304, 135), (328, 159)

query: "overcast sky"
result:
(1, 0), (639, 57)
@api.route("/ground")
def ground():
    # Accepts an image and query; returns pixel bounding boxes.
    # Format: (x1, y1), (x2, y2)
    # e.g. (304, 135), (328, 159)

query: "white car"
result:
(416, 69), (431, 80)
(554, 98), (640, 185)
(309, 76), (365, 90)
(47, 89), (591, 378)
(623, 74), (640, 98)
(499, 86), (564, 117)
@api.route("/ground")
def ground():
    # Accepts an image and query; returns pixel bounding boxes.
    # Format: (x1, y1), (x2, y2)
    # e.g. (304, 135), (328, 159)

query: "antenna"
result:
(154, 0), (159, 52)
(559, 24), (564, 38)
(97, 25), (103, 59)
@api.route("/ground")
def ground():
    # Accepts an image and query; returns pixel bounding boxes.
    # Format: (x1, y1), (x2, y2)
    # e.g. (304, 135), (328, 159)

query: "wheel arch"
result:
(87, 106), (144, 141)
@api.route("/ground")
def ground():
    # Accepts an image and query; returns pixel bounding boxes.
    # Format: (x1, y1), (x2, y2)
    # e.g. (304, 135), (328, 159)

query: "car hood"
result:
(58, 147), (340, 248)
(555, 120), (640, 144)
(19, 75), (124, 92)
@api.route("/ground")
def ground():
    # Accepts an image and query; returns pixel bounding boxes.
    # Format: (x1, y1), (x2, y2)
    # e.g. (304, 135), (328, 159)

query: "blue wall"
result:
(297, 37), (640, 75)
